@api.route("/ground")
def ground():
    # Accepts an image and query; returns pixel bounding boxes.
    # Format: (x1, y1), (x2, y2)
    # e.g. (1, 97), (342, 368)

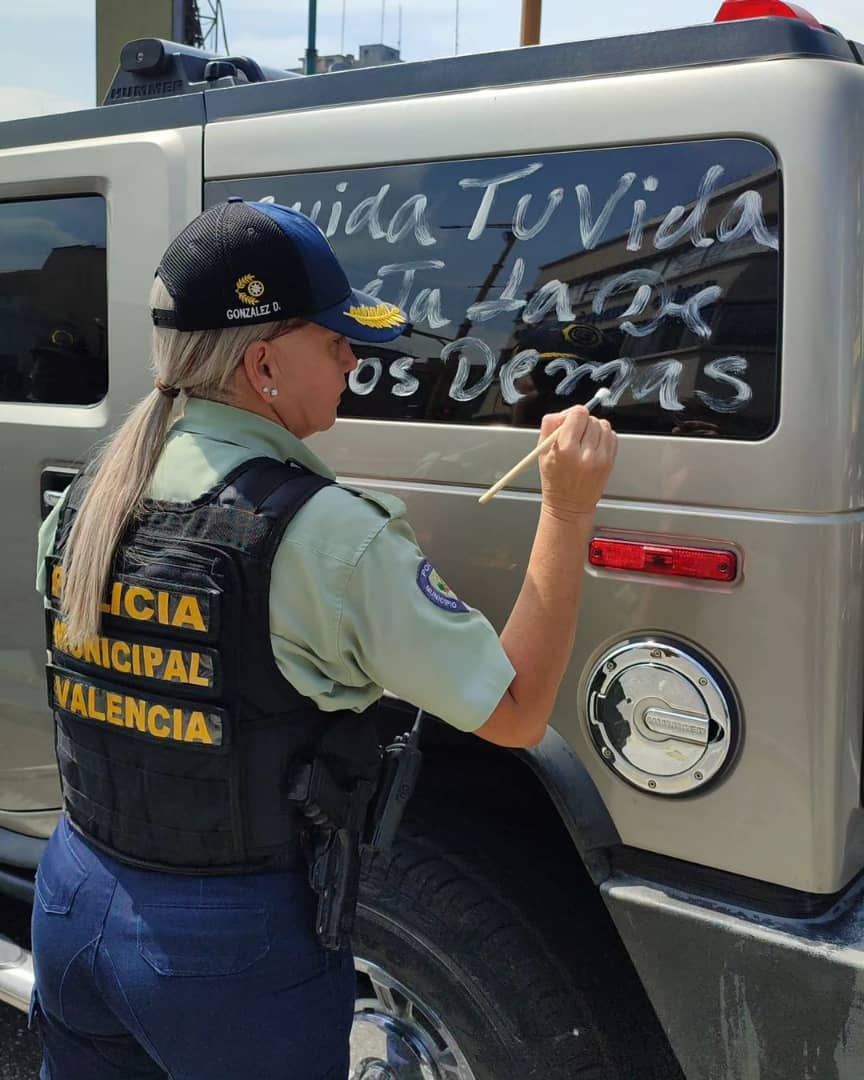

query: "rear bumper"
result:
(604, 874), (864, 1080)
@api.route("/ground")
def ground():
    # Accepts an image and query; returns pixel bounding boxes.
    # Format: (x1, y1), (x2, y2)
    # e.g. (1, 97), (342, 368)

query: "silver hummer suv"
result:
(1, 5), (864, 1078)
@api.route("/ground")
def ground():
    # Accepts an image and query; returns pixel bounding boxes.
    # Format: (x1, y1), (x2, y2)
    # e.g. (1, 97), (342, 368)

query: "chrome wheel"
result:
(350, 957), (477, 1080)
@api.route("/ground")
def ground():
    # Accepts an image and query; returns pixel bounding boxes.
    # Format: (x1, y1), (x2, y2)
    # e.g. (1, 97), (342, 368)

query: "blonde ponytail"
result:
(60, 277), (302, 647)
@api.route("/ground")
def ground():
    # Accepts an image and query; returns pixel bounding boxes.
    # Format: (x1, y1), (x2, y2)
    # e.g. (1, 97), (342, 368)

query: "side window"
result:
(207, 139), (781, 439)
(0, 195), (107, 405)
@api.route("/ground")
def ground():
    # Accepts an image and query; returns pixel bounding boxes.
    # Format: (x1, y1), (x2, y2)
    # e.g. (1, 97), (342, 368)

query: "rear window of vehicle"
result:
(207, 139), (780, 438)
(0, 195), (107, 406)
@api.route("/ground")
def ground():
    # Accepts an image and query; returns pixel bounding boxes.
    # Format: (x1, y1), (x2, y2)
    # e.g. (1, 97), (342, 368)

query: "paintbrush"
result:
(478, 387), (612, 505)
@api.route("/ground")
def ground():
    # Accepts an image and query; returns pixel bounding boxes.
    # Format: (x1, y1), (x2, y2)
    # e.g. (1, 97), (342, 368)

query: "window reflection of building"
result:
(492, 169), (780, 435)
(0, 243), (108, 404)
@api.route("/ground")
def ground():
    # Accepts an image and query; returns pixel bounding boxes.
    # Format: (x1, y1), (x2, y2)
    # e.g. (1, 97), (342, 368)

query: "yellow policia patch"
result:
(343, 303), (404, 329)
(52, 672), (222, 747)
(51, 620), (214, 688)
(51, 566), (209, 634)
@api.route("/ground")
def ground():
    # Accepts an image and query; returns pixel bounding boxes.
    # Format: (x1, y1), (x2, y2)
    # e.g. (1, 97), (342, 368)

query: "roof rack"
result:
(0, 17), (857, 155)
(203, 16), (861, 125)
(102, 17), (861, 116)
(102, 37), (299, 106)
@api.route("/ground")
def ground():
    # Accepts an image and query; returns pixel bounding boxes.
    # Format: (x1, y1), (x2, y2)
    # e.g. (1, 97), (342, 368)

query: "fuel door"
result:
(586, 638), (739, 796)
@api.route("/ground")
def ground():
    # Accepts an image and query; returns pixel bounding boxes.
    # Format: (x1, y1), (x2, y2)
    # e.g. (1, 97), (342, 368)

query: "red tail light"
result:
(715, 1), (822, 28)
(589, 539), (738, 582)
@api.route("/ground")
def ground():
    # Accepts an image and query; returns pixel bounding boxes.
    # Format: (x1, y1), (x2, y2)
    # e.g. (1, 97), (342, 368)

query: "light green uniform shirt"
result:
(37, 399), (515, 733)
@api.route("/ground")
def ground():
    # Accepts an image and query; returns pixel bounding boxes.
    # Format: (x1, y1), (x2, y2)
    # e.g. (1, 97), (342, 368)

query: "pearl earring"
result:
(263, 387), (278, 397)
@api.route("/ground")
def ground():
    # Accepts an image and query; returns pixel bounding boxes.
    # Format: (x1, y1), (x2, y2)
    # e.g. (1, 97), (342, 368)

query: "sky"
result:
(1, 0), (863, 121)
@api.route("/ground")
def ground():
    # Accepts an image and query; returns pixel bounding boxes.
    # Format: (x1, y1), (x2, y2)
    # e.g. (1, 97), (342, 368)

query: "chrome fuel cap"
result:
(586, 637), (739, 796)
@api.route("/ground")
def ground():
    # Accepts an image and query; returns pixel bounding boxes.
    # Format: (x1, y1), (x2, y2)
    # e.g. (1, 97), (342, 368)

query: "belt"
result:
(66, 815), (306, 876)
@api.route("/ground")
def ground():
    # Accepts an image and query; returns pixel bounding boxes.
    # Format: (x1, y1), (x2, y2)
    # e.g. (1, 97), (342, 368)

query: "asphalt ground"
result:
(0, 1006), (40, 1080)
(0, 897), (41, 1080)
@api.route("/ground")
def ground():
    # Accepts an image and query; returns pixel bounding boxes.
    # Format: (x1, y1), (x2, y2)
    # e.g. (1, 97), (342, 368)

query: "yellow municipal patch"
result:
(51, 566), (209, 634)
(343, 303), (404, 329)
(51, 619), (215, 688)
(51, 671), (222, 748)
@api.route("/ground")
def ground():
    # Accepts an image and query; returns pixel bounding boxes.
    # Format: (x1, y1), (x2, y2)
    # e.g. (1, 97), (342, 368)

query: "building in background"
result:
(292, 43), (402, 74)
(357, 44), (401, 66)
(96, 0), (227, 103)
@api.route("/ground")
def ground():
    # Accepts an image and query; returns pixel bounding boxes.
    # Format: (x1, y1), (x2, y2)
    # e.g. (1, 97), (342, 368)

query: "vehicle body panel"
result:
(0, 127), (203, 831)
(205, 58), (864, 893)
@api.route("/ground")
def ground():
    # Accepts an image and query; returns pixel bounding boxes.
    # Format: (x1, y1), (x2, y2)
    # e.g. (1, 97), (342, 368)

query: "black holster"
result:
(306, 826), (361, 951)
(287, 713), (424, 950)
(287, 759), (373, 950)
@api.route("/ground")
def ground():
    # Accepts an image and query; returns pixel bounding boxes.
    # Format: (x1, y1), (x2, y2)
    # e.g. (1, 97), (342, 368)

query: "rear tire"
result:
(352, 822), (613, 1080)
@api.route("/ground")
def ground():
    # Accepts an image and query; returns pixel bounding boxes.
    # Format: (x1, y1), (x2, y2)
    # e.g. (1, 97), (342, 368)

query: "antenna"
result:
(341, 0), (347, 53)
(455, 0), (460, 55)
(398, 3), (403, 51)
(380, 0), (386, 43)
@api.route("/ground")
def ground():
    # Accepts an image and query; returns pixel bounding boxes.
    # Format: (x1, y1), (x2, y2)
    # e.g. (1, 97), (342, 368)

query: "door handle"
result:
(40, 468), (78, 520)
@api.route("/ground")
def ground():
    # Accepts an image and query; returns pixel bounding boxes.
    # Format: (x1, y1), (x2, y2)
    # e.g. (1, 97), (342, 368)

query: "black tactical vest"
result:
(44, 457), (382, 874)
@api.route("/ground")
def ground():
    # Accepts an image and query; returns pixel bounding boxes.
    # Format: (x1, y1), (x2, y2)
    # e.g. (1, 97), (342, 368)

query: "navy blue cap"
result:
(152, 198), (407, 342)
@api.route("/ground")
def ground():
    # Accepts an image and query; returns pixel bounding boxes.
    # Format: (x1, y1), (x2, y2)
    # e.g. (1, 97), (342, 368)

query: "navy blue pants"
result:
(30, 816), (355, 1079)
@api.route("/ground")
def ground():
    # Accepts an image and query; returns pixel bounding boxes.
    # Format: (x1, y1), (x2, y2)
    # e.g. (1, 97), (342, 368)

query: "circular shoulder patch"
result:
(417, 561), (469, 613)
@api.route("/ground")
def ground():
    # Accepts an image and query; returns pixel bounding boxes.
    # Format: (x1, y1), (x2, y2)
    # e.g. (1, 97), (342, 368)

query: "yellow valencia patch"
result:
(52, 671), (222, 747)
(343, 303), (404, 329)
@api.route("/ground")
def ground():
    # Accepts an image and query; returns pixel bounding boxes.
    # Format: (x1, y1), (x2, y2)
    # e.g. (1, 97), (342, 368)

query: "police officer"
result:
(31, 199), (616, 1080)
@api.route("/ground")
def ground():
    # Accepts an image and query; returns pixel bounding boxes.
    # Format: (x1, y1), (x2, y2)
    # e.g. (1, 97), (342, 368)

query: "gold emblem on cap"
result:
(236, 273), (265, 306)
(343, 303), (404, 329)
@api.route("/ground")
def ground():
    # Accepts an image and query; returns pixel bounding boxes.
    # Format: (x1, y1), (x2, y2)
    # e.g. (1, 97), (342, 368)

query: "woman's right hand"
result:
(477, 405), (618, 748)
(538, 406), (618, 519)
